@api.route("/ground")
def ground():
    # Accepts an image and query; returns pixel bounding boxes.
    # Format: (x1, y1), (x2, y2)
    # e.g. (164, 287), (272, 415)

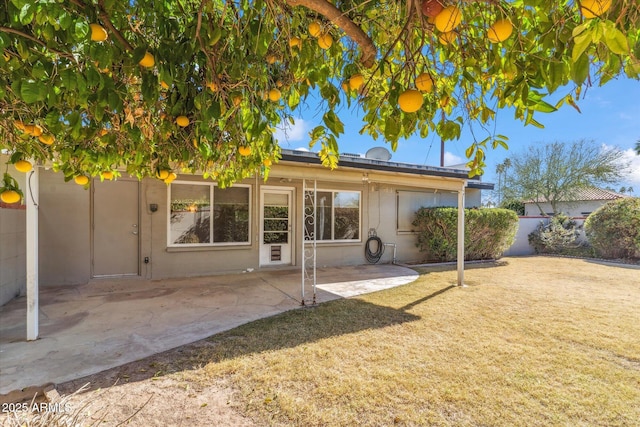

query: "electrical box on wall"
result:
(149, 203), (158, 212)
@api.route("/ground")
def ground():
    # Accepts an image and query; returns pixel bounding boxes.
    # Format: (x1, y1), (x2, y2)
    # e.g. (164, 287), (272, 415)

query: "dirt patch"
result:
(55, 343), (255, 427)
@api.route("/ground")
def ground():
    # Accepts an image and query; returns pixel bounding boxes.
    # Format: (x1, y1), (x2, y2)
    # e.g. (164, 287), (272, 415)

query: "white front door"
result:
(260, 188), (294, 266)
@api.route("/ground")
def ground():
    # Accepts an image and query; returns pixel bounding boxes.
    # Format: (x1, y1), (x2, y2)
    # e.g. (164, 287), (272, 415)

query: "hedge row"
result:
(413, 207), (519, 262)
(585, 198), (640, 259)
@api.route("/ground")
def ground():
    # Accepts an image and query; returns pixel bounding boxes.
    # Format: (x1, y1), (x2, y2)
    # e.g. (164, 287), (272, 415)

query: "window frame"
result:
(167, 180), (252, 248)
(396, 190), (439, 233)
(304, 189), (361, 243)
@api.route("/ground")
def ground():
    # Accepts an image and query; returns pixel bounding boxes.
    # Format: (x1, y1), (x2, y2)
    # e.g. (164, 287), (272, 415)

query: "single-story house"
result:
(1, 148), (492, 339)
(523, 187), (629, 217)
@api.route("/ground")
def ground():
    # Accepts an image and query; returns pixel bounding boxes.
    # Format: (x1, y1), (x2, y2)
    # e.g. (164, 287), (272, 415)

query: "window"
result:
(396, 190), (438, 232)
(169, 182), (250, 246)
(304, 190), (360, 241)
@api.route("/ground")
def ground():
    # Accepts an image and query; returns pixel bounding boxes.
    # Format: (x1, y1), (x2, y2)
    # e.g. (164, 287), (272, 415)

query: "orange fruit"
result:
(580, 0), (611, 18)
(415, 73), (434, 93)
(487, 19), (513, 43)
(175, 116), (190, 127)
(289, 37), (302, 49)
(238, 146), (251, 156)
(139, 52), (155, 68)
(263, 158), (272, 167)
(0, 190), (21, 204)
(38, 134), (54, 145)
(434, 5), (462, 33)
(164, 172), (177, 184)
(90, 23), (108, 42)
(24, 124), (43, 137)
(160, 80), (170, 89)
(269, 88), (281, 102)
(341, 81), (349, 92)
(156, 170), (170, 180)
(438, 31), (457, 45)
(398, 89), (423, 113)
(207, 81), (219, 92)
(233, 95), (242, 106)
(99, 128), (109, 136)
(101, 171), (114, 180)
(318, 33), (333, 49)
(309, 21), (322, 38)
(14, 120), (25, 131)
(14, 160), (32, 173)
(349, 73), (365, 90)
(74, 175), (90, 186)
(266, 54), (278, 64)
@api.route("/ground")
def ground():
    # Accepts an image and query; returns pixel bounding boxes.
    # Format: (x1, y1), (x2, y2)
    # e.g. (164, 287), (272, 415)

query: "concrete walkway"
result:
(0, 264), (417, 395)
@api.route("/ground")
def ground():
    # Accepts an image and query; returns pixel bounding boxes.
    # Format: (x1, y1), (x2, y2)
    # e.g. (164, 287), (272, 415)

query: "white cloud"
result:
(274, 118), (307, 144)
(620, 148), (640, 189)
(443, 151), (464, 167)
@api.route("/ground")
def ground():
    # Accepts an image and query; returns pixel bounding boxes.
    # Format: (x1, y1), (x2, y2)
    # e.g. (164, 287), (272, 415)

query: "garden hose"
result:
(365, 233), (384, 264)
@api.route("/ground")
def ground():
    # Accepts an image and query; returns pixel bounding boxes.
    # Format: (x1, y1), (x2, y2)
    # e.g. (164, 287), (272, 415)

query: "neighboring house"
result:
(0, 148), (492, 306)
(523, 187), (629, 217)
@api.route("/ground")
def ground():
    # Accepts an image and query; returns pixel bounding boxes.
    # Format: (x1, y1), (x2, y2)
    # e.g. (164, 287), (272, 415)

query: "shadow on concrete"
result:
(57, 297), (422, 395)
(0, 264), (420, 397)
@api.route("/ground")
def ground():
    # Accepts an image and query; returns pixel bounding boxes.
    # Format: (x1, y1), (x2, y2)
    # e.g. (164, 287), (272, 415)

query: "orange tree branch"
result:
(0, 26), (77, 62)
(97, 0), (134, 51)
(286, 0), (376, 67)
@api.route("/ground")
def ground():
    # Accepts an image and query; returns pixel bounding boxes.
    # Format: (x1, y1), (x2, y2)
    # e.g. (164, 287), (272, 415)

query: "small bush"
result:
(528, 214), (587, 255)
(499, 198), (525, 216)
(585, 198), (640, 259)
(413, 207), (518, 262)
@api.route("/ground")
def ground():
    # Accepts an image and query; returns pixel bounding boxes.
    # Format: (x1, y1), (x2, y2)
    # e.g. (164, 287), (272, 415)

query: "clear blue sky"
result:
(276, 77), (640, 196)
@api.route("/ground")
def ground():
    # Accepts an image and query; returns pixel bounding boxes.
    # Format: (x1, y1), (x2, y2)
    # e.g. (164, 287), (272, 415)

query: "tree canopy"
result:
(1, 0), (639, 197)
(503, 140), (629, 215)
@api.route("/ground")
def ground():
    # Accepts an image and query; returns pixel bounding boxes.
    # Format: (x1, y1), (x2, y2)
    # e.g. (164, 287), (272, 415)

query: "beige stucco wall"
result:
(39, 169), (91, 286)
(524, 200), (608, 217)
(0, 157), (27, 306)
(36, 163), (482, 285)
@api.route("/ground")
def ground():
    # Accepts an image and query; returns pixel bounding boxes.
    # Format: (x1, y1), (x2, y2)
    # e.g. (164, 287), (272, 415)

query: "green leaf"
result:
(74, 21), (88, 41)
(19, 3), (34, 25)
(20, 80), (47, 103)
(603, 26), (629, 55)
(572, 30), (592, 64)
(288, 88), (300, 109)
(323, 110), (344, 136)
(384, 116), (399, 141)
(571, 53), (590, 85)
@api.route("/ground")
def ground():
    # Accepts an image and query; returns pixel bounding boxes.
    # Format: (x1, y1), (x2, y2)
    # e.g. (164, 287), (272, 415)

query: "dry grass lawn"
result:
(50, 256), (640, 426)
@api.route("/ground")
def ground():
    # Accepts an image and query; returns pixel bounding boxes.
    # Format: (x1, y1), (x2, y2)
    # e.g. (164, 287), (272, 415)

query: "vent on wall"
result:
(341, 152), (363, 159)
(270, 245), (282, 261)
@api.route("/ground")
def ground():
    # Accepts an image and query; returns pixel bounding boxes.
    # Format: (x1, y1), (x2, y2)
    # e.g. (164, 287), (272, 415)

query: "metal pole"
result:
(301, 179), (306, 304)
(26, 167), (39, 340)
(457, 185), (465, 286)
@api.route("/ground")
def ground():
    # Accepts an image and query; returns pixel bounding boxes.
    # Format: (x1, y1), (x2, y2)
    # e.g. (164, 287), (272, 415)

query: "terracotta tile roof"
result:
(524, 187), (629, 203)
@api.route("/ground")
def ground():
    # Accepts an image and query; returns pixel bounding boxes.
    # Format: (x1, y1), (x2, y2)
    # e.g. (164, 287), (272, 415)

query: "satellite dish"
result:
(365, 147), (392, 161)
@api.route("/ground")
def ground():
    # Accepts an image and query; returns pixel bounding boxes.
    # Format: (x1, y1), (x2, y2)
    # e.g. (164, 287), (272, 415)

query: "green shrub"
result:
(528, 214), (587, 255)
(499, 198), (525, 216)
(585, 198), (640, 259)
(413, 207), (519, 262)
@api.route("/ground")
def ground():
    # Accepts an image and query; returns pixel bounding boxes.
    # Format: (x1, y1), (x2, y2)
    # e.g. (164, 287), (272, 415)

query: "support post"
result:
(26, 166), (39, 340)
(457, 185), (465, 286)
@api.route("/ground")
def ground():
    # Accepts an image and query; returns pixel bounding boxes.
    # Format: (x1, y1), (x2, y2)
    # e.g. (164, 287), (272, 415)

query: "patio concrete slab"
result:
(0, 264), (417, 395)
